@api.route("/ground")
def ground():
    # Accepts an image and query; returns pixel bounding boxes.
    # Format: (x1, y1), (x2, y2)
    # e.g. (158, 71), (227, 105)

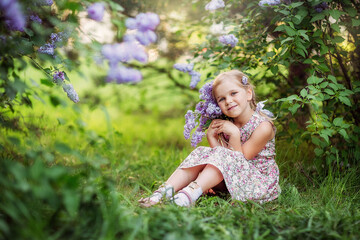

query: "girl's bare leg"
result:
(193, 164), (224, 192)
(165, 164), (206, 191)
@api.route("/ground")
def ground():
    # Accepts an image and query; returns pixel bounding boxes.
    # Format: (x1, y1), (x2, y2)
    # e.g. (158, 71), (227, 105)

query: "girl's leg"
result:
(194, 164), (224, 192)
(166, 164), (206, 191)
(173, 164), (224, 207)
(139, 164), (206, 207)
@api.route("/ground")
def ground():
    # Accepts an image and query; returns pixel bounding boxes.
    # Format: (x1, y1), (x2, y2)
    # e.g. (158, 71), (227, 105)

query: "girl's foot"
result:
(138, 184), (174, 208)
(173, 181), (203, 207)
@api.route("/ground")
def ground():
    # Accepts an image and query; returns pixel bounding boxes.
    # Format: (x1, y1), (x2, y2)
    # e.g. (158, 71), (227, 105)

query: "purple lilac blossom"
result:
(125, 12), (160, 46)
(38, 43), (55, 55)
(50, 32), (63, 43)
(184, 81), (223, 147)
(258, 0), (281, 7)
(219, 34), (238, 47)
(1, 0), (26, 31)
(189, 71), (201, 89)
(29, 14), (42, 24)
(205, 0), (225, 11)
(191, 128), (206, 147)
(173, 63), (194, 73)
(314, 2), (328, 13)
(35, 0), (53, 6)
(87, 3), (105, 21)
(107, 66), (143, 84)
(52, 71), (65, 84)
(63, 84), (80, 103)
(101, 42), (148, 65)
(184, 110), (197, 140)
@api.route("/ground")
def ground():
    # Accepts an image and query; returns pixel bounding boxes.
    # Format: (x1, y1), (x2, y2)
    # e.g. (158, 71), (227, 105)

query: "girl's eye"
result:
(231, 92), (237, 96)
(218, 98), (224, 102)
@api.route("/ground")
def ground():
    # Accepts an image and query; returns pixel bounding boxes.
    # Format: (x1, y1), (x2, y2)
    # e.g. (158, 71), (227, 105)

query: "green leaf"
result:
(311, 12), (325, 22)
(339, 129), (349, 140)
(300, 89), (307, 98)
(329, 10), (345, 21)
(108, 1), (124, 11)
(270, 65), (278, 75)
(281, 37), (294, 45)
(317, 63), (330, 72)
(284, 26), (297, 37)
(331, 24), (340, 33)
(311, 136), (322, 146)
(333, 117), (343, 127)
(307, 75), (323, 84)
(313, 29), (322, 37)
(295, 48), (306, 58)
(329, 83), (338, 90)
(324, 89), (335, 95)
(339, 96), (351, 106)
(40, 79), (54, 87)
(314, 148), (323, 156)
(345, 7), (357, 17)
(319, 82), (328, 88)
(279, 10), (290, 15)
(290, 2), (304, 8)
(289, 103), (300, 115)
(352, 19), (360, 27)
(332, 36), (345, 43)
(328, 75), (336, 83)
(274, 25), (285, 32)
(320, 133), (329, 144)
(298, 30), (309, 41)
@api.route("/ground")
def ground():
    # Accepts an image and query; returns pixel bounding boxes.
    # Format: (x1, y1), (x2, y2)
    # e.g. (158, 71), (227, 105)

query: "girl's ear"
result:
(246, 88), (253, 101)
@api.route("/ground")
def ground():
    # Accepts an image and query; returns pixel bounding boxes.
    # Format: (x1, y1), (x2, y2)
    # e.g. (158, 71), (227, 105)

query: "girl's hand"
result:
(210, 119), (239, 137)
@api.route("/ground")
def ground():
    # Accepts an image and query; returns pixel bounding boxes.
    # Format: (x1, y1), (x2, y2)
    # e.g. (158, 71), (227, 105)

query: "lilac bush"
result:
(125, 12), (160, 46)
(173, 63), (201, 89)
(218, 34), (238, 47)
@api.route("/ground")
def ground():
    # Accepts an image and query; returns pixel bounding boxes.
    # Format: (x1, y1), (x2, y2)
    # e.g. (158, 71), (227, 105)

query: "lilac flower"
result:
(1, 0), (26, 32)
(199, 81), (214, 101)
(126, 12), (160, 31)
(183, 81), (224, 147)
(189, 71), (201, 89)
(35, 0), (53, 6)
(30, 14), (42, 24)
(191, 128), (206, 147)
(101, 42), (147, 65)
(106, 66), (143, 84)
(135, 29), (157, 46)
(184, 110), (197, 140)
(125, 12), (160, 46)
(52, 71), (65, 85)
(258, 0), (281, 7)
(63, 84), (80, 103)
(173, 63), (194, 73)
(38, 43), (55, 56)
(50, 32), (63, 43)
(314, 2), (328, 13)
(87, 3), (105, 21)
(219, 34), (238, 47)
(205, 0), (225, 11)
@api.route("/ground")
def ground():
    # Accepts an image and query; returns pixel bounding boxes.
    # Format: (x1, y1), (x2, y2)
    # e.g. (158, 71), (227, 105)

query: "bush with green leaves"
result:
(187, 0), (360, 170)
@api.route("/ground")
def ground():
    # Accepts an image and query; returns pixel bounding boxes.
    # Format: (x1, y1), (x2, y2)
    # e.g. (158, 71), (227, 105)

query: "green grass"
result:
(1, 104), (359, 239)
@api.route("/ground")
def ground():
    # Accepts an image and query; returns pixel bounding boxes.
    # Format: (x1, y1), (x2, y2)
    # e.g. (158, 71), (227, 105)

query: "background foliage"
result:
(0, 0), (359, 239)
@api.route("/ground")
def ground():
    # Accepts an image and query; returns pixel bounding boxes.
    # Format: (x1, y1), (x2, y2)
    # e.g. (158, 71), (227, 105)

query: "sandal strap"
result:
(178, 190), (192, 205)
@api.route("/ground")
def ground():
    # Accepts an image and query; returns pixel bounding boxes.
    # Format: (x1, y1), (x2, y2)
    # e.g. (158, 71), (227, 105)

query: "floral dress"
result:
(179, 112), (281, 204)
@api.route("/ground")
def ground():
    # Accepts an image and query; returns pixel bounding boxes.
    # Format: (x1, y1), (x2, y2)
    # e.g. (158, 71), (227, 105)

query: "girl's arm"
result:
(210, 119), (274, 159)
(241, 121), (274, 159)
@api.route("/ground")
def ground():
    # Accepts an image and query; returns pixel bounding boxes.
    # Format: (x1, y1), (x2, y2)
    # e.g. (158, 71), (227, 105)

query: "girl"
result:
(139, 70), (281, 207)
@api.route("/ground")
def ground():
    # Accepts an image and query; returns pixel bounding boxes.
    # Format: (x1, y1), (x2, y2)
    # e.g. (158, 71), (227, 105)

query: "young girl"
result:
(139, 70), (281, 207)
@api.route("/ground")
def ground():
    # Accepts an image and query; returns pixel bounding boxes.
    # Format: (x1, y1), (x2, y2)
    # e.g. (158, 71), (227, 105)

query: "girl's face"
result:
(214, 78), (253, 119)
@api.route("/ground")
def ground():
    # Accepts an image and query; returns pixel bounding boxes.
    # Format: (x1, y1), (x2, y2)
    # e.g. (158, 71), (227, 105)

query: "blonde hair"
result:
(212, 70), (274, 121)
